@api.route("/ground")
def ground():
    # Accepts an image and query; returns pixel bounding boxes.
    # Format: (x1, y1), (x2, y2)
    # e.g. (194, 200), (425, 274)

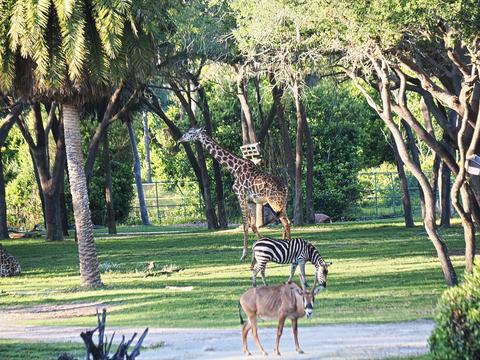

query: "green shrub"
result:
(429, 264), (480, 359)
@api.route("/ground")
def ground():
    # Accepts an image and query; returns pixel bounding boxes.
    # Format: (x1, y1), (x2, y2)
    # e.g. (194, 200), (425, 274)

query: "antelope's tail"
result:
(238, 302), (245, 325)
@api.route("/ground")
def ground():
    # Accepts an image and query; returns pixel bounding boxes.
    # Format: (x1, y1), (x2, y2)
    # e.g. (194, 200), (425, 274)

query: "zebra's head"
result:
(314, 262), (332, 289)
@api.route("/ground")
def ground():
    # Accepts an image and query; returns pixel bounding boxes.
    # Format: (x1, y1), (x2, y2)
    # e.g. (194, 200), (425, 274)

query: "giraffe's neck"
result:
(198, 133), (248, 173)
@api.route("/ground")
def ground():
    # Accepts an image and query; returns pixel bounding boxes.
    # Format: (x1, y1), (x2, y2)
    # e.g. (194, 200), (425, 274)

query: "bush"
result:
(429, 264), (480, 359)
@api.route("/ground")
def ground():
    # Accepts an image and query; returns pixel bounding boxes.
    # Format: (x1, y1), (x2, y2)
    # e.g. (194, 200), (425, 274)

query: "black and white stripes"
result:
(251, 237), (329, 288)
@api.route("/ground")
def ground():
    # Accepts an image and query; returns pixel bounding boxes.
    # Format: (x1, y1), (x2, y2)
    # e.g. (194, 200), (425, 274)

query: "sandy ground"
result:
(0, 305), (434, 360)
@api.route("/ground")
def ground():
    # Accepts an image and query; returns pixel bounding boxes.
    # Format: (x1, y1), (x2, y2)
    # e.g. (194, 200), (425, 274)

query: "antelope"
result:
(238, 280), (324, 356)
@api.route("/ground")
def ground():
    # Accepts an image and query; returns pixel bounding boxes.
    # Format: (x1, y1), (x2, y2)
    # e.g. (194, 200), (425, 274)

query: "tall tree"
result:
(0, 104), (24, 239)
(103, 130), (117, 235)
(142, 111), (152, 183)
(127, 120), (150, 226)
(16, 102), (65, 241)
(1, 0), (172, 286)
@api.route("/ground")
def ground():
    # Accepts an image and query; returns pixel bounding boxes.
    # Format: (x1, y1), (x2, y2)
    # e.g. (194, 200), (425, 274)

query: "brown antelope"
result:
(238, 280), (323, 356)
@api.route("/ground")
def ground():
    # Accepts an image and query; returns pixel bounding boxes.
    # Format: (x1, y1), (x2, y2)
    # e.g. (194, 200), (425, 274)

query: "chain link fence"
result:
(125, 172), (449, 225)
(127, 181), (205, 225)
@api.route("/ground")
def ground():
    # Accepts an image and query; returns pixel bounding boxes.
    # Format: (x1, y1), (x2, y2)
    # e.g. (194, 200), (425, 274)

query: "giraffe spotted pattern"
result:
(178, 127), (291, 261)
(0, 243), (21, 277)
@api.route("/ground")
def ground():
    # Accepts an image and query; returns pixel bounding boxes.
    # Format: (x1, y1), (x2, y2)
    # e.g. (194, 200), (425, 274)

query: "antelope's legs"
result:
(291, 318), (304, 354)
(250, 317), (267, 356)
(242, 321), (252, 355)
(274, 316), (286, 355)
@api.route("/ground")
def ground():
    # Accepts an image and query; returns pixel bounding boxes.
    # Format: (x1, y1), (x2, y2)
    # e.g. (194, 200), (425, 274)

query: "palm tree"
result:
(0, 0), (169, 287)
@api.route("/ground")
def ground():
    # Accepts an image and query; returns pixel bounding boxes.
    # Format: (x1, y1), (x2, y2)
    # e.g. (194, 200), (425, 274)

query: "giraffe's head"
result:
(177, 127), (206, 144)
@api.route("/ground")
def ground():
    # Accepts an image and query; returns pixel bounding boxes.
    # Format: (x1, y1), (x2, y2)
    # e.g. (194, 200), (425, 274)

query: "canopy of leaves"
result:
(0, 0), (174, 100)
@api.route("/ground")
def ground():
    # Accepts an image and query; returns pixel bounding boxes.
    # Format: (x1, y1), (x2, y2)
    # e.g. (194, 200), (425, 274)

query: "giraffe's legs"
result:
(268, 199), (291, 240)
(238, 194), (252, 261)
(279, 211), (291, 240)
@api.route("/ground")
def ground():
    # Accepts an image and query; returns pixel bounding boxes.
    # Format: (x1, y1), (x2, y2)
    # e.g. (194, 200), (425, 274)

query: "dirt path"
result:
(0, 320), (433, 359)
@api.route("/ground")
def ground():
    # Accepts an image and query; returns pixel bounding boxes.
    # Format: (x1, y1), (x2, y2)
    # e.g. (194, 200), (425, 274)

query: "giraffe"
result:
(178, 127), (291, 261)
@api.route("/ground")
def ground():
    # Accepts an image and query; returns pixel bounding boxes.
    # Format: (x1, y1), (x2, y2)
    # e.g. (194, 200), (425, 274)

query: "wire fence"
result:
(127, 181), (205, 225)
(125, 172), (449, 225)
(357, 172), (426, 219)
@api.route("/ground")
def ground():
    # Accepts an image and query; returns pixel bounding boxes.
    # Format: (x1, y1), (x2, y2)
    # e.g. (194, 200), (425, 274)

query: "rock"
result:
(314, 213), (332, 224)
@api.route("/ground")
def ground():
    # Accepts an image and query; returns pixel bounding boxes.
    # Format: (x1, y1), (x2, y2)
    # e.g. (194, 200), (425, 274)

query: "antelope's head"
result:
(292, 281), (324, 319)
(177, 127), (205, 144)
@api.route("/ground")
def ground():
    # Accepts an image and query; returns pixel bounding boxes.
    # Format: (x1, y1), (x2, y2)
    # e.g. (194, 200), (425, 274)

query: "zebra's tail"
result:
(238, 302), (245, 325)
(250, 254), (257, 270)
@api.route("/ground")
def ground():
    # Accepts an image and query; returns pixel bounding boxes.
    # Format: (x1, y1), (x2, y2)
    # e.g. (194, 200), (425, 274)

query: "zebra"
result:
(251, 237), (331, 288)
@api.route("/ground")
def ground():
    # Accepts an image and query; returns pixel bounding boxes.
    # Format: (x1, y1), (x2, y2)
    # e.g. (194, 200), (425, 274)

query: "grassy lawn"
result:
(0, 220), (467, 329)
(0, 340), (83, 360)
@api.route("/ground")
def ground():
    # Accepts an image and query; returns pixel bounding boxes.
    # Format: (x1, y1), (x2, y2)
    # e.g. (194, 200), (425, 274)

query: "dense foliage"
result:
(81, 120), (134, 225)
(429, 264), (480, 359)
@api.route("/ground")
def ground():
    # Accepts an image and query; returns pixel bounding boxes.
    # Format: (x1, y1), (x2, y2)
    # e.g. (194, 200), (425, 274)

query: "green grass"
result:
(0, 220), (468, 329)
(0, 339), (83, 360)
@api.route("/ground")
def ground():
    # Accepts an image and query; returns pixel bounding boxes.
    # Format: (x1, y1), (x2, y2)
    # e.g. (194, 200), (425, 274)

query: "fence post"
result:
(155, 182), (160, 223)
(389, 172), (396, 215)
(374, 172), (379, 217)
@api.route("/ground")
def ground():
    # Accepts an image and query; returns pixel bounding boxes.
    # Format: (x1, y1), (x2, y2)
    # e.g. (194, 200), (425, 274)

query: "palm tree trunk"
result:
(62, 104), (102, 288)
(103, 131), (117, 234)
(0, 149), (9, 239)
(126, 121), (150, 226)
(142, 111), (152, 183)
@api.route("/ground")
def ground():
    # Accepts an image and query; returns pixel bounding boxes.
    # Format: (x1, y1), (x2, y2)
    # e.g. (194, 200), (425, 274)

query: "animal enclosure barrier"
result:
(128, 181), (205, 225)
(124, 172), (451, 226)
(356, 171), (451, 219)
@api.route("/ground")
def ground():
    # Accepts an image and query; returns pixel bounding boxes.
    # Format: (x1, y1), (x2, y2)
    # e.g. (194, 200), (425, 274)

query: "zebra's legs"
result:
(299, 262), (308, 288)
(260, 269), (267, 286)
(252, 267), (259, 287)
(287, 262), (298, 284)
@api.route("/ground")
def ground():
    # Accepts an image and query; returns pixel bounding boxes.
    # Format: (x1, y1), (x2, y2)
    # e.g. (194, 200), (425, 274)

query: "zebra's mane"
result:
(307, 242), (326, 267)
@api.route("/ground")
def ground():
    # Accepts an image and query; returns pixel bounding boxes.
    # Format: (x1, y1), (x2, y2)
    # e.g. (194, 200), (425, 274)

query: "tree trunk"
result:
(168, 81), (218, 229)
(439, 162), (451, 228)
(0, 149), (9, 239)
(304, 119), (315, 223)
(62, 103), (102, 288)
(293, 78), (306, 225)
(272, 77), (294, 182)
(142, 111), (152, 183)
(350, 62), (457, 286)
(103, 131), (117, 234)
(197, 85), (228, 228)
(18, 104), (65, 240)
(0, 105), (23, 237)
(402, 120), (426, 219)
(391, 138), (414, 227)
(60, 177), (69, 236)
(236, 66), (257, 144)
(126, 121), (150, 226)
(43, 191), (63, 240)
